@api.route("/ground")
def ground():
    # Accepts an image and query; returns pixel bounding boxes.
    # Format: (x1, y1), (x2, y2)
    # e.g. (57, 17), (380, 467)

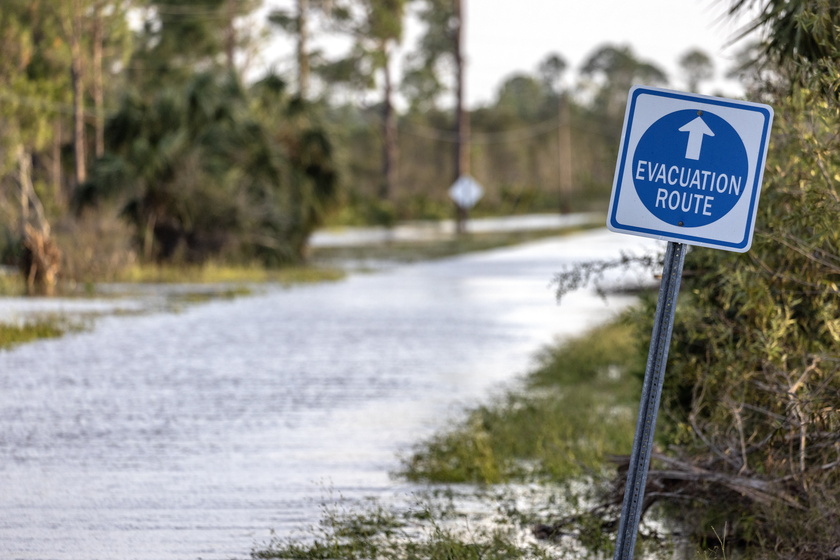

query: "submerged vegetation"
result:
(0, 316), (87, 350)
(254, 489), (558, 560)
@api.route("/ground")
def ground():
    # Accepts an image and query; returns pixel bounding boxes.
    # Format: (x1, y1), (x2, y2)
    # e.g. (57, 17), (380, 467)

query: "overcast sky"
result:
(458, 0), (755, 105)
(260, 0), (759, 107)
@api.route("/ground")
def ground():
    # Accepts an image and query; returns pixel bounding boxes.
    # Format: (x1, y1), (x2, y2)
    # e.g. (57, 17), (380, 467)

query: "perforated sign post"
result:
(608, 87), (773, 560)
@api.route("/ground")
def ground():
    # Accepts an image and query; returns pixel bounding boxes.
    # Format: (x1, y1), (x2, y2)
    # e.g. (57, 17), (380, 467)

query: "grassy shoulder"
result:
(399, 318), (644, 485)
(255, 316), (650, 559)
(113, 261), (345, 285)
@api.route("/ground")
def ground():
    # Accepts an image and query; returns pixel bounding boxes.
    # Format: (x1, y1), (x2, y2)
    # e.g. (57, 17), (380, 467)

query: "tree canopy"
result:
(0, 0), (721, 288)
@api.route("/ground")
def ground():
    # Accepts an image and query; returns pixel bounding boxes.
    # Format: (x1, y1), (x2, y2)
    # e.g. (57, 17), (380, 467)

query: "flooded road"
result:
(0, 229), (658, 560)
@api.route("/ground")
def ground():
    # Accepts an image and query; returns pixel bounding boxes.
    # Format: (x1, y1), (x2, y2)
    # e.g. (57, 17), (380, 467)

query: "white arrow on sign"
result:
(678, 116), (715, 160)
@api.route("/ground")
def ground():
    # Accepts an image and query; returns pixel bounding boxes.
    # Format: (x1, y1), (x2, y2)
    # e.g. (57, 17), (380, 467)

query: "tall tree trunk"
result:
(17, 145), (61, 296)
(453, 0), (469, 233)
(297, 0), (310, 98)
(381, 44), (398, 201)
(18, 145), (30, 236)
(225, 0), (236, 73)
(17, 146), (49, 238)
(71, 0), (87, 188)
(92, 1), (105, 159)
(52, 119), (64, 205)
(143, 213), (157, 262)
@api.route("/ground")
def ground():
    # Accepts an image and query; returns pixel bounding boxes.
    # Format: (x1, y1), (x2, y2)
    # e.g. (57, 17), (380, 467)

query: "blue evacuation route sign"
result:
(607, 86), (773, 252)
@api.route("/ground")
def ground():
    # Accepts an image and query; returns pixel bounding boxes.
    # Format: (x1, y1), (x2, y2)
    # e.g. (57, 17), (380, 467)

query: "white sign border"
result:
(607, 86), (774, 253)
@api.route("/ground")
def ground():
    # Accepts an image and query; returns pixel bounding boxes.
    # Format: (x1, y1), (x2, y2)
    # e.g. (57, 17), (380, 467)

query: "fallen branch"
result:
(533, 452), (804, 542)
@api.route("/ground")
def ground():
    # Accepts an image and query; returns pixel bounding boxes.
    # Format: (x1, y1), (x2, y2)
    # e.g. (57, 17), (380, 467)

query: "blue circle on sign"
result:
(632, 109), (748, 227)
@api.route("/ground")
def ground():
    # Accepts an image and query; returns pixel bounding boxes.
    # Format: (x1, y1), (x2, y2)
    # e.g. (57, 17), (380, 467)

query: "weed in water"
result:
(0, 315), (88, 350)
(253, 489), (557, 560)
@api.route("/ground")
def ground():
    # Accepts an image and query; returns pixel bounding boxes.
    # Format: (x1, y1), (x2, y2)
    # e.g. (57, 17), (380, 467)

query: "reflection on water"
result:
(0, 229), (658, 560)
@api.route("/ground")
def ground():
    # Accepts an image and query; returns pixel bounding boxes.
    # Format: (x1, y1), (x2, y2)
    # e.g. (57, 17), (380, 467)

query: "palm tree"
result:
(727, 0), (838, 65)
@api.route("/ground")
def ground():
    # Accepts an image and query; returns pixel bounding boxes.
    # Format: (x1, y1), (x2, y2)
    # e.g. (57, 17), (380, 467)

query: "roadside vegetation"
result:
(592, 3), (840, 557)
(112, 262), (345, 286)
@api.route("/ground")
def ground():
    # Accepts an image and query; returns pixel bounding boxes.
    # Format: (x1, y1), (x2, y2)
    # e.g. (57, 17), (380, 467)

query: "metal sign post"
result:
(613, 241), (686, 560)
(604, 87), (773, 559)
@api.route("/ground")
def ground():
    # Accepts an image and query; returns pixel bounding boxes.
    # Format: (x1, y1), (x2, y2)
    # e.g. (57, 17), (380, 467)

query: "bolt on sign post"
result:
(606, 86), (773, 560)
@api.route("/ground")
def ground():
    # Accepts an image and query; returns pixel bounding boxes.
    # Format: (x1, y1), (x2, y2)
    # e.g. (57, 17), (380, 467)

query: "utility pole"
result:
(70, 0), (87, 188)
(453, 0), (470, 234)
(92, 1), (105, 158)
(297, 0), (310, 98)
(558, 92), (573, 213)
(225, 0), (237, 73)
(381, 43), (398, 201)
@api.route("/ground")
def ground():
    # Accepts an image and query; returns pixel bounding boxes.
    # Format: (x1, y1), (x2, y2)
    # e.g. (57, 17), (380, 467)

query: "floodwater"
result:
(0, 228), (658, 560)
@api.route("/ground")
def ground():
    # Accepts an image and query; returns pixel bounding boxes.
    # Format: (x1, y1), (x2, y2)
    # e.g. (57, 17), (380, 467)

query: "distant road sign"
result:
(607, 86), (773, 252)
(449, 175), (484, 209)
